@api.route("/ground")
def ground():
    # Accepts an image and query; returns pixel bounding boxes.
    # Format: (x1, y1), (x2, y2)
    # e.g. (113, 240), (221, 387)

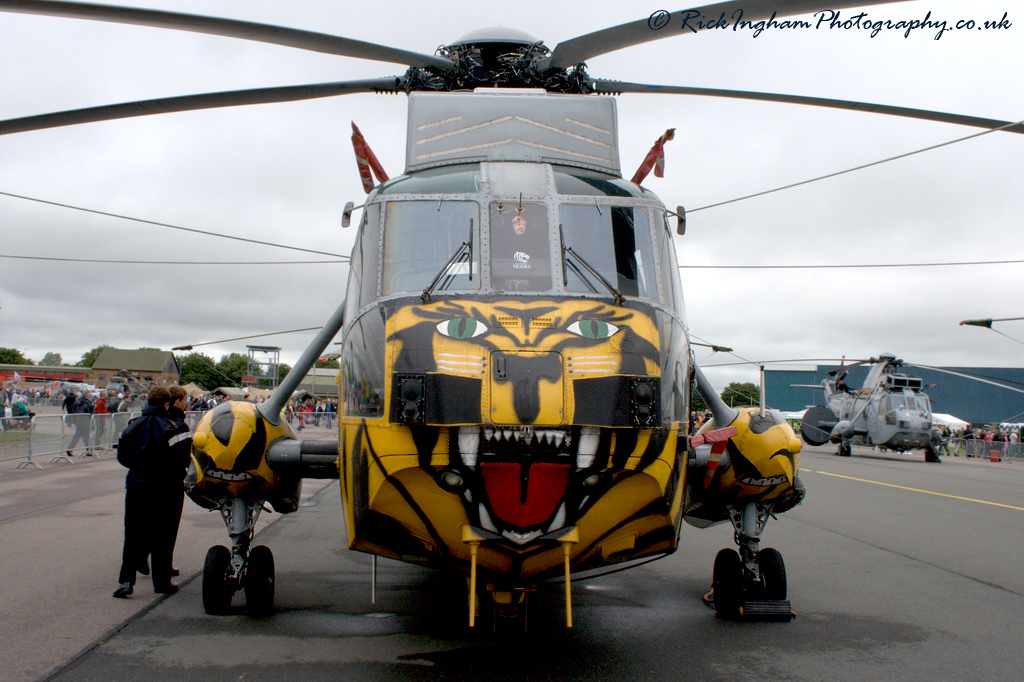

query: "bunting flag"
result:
(690, 426), (738, 489)
(630, 128), (676, 185)
(351, 122), (390, 194)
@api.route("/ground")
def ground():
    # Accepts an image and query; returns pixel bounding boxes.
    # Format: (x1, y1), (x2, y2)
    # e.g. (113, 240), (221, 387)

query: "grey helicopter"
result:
(798, 354), (943, 462)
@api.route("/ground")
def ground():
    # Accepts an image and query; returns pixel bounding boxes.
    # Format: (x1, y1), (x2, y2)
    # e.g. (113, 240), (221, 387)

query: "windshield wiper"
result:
(559, 224), (624, 305)
(422, 219), (474, 302)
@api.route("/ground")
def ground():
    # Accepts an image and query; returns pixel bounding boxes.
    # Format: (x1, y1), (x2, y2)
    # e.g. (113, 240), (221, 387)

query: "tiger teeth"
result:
(577, 427), (599, 469)
(458, 428), (479, 467)
(476, 427), (576, 450)
(479, 504), (497, 533)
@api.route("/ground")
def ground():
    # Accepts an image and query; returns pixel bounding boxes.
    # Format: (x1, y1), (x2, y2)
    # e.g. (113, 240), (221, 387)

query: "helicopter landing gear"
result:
(710, 502), (794, 621)
(837, 442), (852, 457)
(467, 583), (531, 635)
(924, 445), (942, 463)
(202, 498), (275, 616)
(484, 588), (530, 635)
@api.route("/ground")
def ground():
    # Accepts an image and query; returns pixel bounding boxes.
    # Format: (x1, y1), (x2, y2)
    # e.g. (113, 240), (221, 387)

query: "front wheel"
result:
(203, 545), (233, 615)
(712, 548), (744, 619)
(756, 548), (787, 601)
(244, 545), (275, 615)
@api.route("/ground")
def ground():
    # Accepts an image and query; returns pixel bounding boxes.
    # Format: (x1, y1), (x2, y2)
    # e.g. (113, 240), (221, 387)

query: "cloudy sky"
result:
(1, 0), (1022, 394)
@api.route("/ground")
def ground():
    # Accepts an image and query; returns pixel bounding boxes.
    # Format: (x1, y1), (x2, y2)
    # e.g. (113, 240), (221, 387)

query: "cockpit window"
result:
(560, 205), (658, 300)
(489, 202), (552, 292)
(377, 165), (482, 195)
(382, 201), (480, 295)
(553, 169), (646, 197)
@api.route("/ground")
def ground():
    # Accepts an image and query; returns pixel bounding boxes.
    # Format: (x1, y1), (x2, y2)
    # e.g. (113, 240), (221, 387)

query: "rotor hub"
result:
(401, 28), (589, 94)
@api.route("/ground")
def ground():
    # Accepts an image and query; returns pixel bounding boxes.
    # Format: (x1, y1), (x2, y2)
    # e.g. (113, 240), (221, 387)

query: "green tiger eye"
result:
(447, 318), (477, 338)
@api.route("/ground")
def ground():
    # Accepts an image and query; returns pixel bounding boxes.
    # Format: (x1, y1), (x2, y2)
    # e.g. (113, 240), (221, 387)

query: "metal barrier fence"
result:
(0, 412), (140, 469)
(0, 407), (338, 470)
(944, 438), (1024, 462)
(282, 410), (336, 432)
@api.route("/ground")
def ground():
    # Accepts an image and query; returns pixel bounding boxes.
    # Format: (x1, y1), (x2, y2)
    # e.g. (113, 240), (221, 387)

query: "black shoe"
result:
(113, 583), (133, 599)
(154, 583), (179, 595)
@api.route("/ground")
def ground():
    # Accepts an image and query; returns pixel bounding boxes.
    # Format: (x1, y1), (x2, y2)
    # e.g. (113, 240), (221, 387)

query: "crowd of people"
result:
(939, 424), (1022, 458)
(0, 385), (35, 428)
(283, 397), (337, 430)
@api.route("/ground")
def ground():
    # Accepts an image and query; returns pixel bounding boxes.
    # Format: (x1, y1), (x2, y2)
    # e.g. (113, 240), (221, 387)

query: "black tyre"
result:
(492, 599), (528, 636)
(244, 545), (275, 615)
(756, 548), (787, 601)
(925, 446), (941, 463)
(203, 545), (233, 615)
(838, 443), (852, 457)
(712, 548), (743, 619)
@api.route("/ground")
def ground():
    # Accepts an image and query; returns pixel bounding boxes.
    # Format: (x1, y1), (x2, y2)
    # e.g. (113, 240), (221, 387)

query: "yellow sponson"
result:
(713, 407), (801, 502)
(190, 400), (296, 498)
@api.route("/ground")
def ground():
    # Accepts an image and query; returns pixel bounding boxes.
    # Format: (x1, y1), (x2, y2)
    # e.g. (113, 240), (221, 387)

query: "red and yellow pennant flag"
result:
(351, 121), (389, 194)
(630, 128), (676, 185)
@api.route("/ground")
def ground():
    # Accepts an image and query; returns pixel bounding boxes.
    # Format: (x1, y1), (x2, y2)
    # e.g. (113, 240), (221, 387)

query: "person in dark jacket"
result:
(163, 385), (193, 577)
(65, 391), (94, 457)
(112, 386), (191, 598)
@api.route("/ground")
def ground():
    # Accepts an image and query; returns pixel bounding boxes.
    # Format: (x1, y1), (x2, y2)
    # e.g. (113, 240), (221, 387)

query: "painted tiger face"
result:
(380, 297), (667, 544)
(387, 297), (661, 426)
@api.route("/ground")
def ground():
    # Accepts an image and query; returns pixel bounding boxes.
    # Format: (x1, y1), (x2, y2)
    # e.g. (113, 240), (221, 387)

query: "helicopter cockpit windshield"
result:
(382, 200), (481, 296)
(880, 390), (931, 425)
(560, 205), (656, 299)
(373, 162), (668, 303)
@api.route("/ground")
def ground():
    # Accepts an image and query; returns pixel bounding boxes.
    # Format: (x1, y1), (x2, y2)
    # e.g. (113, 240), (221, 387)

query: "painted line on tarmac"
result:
(801, 469), (1024, 512)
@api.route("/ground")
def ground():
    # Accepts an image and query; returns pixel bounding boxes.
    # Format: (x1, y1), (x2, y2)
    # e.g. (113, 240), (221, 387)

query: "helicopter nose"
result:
(489, 351), (563, 425)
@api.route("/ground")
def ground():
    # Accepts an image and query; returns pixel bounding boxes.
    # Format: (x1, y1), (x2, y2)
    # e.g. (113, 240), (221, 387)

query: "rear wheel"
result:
(244, 545), (275, 615)
(202, 545), (233, 615)
(712, 548), (743, 619)
(756, 548), (787, 601)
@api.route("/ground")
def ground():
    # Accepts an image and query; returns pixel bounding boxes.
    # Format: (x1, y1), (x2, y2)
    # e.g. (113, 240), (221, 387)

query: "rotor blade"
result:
(826, 358), (872, 376)
(0, 0), (453, 70)
(592, 80), (1024, 135)
(546, 0), (909, 69)
(0, 78), (403, 135)
(909, 364), (1024, 397)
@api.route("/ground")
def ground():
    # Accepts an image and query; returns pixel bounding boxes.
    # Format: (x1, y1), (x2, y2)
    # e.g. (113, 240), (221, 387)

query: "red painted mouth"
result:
(480, 461), (570, 528)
